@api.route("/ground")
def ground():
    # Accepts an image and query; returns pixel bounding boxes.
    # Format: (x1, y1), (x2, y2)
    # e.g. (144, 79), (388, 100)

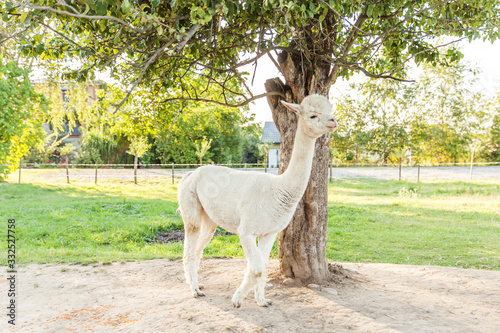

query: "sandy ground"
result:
(2, 258), (499, 333)
(10, 165), (500, 183)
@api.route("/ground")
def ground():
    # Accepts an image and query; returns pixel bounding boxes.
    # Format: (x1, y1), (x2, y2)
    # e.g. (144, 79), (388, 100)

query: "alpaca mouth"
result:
(327, 125), (337, 132)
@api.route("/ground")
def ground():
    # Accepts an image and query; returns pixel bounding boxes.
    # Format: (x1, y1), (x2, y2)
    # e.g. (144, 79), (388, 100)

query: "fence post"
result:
(18, 158), (22, 184)
(171, 163), (174, 184)
(95, 164), (98, 185)
(329, 160), (332, 183)
(134, 155), (138, 185)
(469, 150), (475, 181)
(66, 158), (70, 184)
(417, 164), (420, 183)
(398, 158), (402, 181)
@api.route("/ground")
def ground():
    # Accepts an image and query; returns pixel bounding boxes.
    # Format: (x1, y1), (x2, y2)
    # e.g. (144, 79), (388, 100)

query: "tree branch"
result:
(112, 40), (174, 113)
(328, 13), (368, 85)
(20, 1), (144, 33)
(0, 26), (30, 45)
(173, 24), (202, 52)
(160, 91), (286, 108)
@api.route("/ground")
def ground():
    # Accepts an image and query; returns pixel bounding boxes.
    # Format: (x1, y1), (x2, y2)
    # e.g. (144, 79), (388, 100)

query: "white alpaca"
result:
(177, 94), (337, 307)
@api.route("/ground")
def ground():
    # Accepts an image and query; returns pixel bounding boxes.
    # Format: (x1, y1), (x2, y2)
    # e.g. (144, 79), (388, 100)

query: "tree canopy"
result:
(3, 0), (499, 107)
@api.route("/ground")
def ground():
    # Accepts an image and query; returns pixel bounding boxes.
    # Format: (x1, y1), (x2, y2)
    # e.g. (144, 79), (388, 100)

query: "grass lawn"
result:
(0, 177), (498, 269)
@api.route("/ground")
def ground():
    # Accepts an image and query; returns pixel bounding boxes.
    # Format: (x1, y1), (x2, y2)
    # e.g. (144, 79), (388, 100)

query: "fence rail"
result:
(5, 161), (500, 168)
(2, 161), (499, 184)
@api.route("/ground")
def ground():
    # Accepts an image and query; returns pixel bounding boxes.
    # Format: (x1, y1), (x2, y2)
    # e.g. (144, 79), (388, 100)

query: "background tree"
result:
(59, 142), (74, 183)
(0, 60), (46, 179)
(482, 100), (500, 162)
(410, 61), (491, 163)
(194, 137), (212, 165)
(332, 78), (413, 164)
(332, 57), (496, 165)
(239, 123), (264, 164)
(127, 136), (151, 184)
(5, 0), (500, 281)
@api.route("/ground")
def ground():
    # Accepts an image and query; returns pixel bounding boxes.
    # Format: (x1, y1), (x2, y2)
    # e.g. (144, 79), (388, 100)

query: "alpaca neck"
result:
(278, 121), (316, 193)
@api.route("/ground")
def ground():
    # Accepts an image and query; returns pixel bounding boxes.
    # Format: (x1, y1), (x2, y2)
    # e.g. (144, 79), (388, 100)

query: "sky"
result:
(244, 39), (500, 124)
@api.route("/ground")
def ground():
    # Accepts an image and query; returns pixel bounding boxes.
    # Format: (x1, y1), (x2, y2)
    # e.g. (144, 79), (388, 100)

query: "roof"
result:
(261, 122), (280, 144)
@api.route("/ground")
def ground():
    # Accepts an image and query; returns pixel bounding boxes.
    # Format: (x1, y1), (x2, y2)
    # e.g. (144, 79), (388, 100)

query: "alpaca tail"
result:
(178, 171), (194, 186)
(176, 171), (197, 218)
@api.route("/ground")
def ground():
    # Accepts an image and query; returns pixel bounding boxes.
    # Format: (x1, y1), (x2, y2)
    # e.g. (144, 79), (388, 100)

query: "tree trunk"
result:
(265, 46), (332, 282)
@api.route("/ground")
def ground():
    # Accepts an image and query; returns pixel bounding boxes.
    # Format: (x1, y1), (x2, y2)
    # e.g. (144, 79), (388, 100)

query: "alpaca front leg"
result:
(232, 235), (265, 308)
(231, 266), (258, 308)
(254, 233), (277, 307)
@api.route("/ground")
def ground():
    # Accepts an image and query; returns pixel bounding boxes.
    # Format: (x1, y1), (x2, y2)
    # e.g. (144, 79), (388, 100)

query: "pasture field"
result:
(1, 178), (498, 269)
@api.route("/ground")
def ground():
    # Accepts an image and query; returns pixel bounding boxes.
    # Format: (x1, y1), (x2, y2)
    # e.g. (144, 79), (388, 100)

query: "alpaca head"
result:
(281, 94), (337, 138)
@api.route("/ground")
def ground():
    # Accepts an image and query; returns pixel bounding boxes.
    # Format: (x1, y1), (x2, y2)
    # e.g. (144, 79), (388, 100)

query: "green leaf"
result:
(96, 1), (108, 16)
(99, 19), (106, 32)
(367, 5), (373, 18)
(121, 0), (131, 13)
(19, 12), (28, 24)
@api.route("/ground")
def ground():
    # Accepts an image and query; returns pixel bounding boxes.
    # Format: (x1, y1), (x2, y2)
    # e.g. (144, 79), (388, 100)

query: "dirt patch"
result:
(6, 258), (499, 332)
(155, 229), (235, 244)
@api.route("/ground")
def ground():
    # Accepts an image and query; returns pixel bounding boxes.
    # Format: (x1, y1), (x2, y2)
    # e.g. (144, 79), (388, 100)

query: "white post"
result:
(329, 160), (332, 183)
(469, 149), (475, 181)
(18, 158), (22, 184)
(66, 157), (70, 184)
(134, 154), (138, 185)
(171, 163), (174, 184)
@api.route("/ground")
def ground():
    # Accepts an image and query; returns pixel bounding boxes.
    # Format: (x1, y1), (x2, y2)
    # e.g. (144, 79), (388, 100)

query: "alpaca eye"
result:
(310, 115), (317, 119)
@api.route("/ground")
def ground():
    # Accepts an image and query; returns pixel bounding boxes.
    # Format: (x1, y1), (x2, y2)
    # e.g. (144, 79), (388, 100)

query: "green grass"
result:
(0, 177), (498, 269)
(326, 179), (500, 269)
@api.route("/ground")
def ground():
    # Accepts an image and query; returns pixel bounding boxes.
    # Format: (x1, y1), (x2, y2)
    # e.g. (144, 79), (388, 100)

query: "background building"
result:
(261, 122), (280, 168)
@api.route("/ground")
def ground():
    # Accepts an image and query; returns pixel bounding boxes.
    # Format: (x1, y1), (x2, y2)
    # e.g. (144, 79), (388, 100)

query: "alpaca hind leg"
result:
(232, 235), (265, 308)
(254, 233), (277, 307)
(184, 225), (204, 297)
(178, 187), (204, 298)
(194, 212), (217, 288)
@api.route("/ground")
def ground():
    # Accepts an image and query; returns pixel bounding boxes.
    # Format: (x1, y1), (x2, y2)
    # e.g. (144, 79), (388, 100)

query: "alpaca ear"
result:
(281, 100), (302, 114)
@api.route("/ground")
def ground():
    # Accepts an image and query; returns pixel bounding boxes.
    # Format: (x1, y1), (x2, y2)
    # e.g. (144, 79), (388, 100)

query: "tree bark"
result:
(265, 47), (332, 282)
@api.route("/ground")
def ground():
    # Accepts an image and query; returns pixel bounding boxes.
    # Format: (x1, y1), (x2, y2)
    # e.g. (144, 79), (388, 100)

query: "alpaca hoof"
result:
(257, 299), (273, 307)
(191, 289), (205, 298)
(198, 283), (204, 290)
(232, 295), (243, 308)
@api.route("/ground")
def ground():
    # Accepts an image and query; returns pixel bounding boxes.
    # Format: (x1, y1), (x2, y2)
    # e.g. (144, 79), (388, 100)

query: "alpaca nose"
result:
(327, 117), (337, 131)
